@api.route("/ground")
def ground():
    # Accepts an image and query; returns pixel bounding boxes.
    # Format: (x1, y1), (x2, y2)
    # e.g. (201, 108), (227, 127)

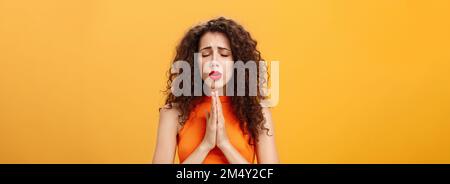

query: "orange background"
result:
(0, 0), (449, 163)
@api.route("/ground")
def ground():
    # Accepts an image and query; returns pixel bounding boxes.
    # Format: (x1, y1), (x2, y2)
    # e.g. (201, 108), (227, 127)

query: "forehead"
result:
(199, 32), (231, 49)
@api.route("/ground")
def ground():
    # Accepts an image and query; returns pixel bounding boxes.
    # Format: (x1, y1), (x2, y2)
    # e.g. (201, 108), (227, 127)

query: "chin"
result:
(203, 77), (231, 91)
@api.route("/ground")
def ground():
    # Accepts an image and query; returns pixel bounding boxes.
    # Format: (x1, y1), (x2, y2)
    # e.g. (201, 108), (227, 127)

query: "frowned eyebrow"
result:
(199, 46), (231, 51)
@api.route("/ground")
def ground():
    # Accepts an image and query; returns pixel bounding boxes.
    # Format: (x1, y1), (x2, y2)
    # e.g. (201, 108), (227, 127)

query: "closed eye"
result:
(201, 51), (211, 57)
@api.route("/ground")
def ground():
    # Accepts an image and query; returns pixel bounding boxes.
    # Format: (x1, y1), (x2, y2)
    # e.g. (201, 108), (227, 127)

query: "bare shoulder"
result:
(159, 103), (181, 116)
(158, 103), (183, 134)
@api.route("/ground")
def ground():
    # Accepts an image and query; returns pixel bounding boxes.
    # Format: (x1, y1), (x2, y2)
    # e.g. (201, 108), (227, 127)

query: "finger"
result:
(211, 92), (217, 121)
(214, 91), (220, 117)
(215, 92), (223, 116)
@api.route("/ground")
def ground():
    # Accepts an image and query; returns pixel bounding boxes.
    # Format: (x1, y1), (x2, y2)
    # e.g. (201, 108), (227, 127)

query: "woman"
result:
(152, 17), (278, 164)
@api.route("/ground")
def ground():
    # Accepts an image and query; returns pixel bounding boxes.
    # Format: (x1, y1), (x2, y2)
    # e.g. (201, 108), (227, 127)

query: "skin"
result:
(152, 32), (279, 164)
(197, 32), (234, 96)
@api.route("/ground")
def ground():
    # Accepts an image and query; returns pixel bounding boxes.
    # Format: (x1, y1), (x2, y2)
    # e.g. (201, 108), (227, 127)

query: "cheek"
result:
(196, 60), (208, 79)
(223, 62), (234, 81)
(201, 63), (210, 80)
(197, 59), (205, 70)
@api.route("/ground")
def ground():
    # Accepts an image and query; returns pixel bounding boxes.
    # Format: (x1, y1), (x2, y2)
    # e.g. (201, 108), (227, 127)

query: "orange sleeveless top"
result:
(177, 96), (255, 164)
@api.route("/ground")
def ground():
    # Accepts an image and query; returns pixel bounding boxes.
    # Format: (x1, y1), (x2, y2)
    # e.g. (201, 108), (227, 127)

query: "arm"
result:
(217, 107), (279, 164)
(180, 142), (212, 164)
(218, 142), (250, 164)
(152, 105), (179, 164)
(181, 98), (220, 164)
(213, 92), (250, 164)
(213, 92), (278, 164)
(255, 107), (279, 164)
(152, 105), (215, 164)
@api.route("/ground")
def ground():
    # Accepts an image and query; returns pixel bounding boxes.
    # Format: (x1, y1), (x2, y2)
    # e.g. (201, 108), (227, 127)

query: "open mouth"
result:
(208, 71), (222, 80)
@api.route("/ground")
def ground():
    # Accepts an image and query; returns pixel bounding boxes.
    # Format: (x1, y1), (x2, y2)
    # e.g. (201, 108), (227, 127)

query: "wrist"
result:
(217, 140), (231, 150)
(200, 141), (214, 151)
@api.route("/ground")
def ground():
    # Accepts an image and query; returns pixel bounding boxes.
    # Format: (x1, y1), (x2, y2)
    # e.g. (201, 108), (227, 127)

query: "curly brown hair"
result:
(162, 17), (270, 145)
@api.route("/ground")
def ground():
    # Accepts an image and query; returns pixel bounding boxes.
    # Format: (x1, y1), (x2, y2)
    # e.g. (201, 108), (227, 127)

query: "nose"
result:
(209, 60), (220, 69)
